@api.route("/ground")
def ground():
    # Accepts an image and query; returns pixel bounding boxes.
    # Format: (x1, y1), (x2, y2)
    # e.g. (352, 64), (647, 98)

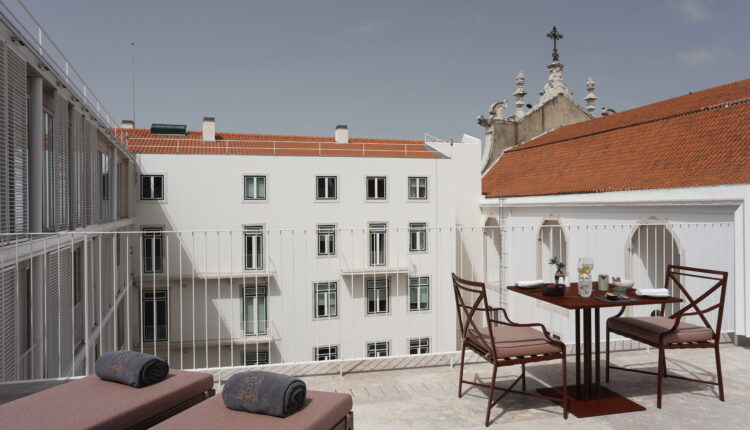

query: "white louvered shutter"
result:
(0, 265), (17, 381)
(55, 92), (70, 230)
(5, 44), (28, 238)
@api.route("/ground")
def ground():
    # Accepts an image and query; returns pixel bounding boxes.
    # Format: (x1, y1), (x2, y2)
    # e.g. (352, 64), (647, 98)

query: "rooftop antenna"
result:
(131, 42), (136, 126)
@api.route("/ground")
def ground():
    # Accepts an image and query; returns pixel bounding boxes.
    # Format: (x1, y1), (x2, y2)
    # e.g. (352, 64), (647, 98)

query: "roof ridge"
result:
(508, 95), (750, 153)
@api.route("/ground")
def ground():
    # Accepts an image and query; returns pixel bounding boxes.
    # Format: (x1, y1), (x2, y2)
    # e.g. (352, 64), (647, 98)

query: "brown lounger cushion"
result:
(0, 369), (213, 430)
(608, 316), (714, 344)
(153, 389), (353, 430)
(467, 325), (562, 359)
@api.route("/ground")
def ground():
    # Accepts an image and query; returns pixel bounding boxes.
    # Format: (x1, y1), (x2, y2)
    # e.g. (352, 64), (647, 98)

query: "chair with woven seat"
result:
(605, 264), (728, 408)
(452, 273), (568, 426)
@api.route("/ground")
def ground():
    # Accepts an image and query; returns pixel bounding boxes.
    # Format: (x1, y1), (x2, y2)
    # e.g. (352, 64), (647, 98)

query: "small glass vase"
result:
(555, 270), (565, 287)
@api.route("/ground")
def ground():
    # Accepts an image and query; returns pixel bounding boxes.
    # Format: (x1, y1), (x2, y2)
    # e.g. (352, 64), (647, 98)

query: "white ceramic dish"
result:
(612, 280), (634, 289)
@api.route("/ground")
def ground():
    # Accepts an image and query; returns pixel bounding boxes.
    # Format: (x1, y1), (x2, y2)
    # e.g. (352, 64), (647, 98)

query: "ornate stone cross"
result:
(546, 26), (563, 62)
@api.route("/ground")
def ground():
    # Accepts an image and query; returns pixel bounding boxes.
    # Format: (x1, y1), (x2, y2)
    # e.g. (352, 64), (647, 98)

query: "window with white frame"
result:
(244, 226), (264, 270)
(314, 345), (338, 361)
(409, 337), (430, 355)
(142, 290), (168, 342)
(140, 175), (164, 200)
(315, 282), (337, 318)
(244, 175), (266, 200)
(367, 279), (388, 314)
(316, 176), (337, 200)
(244, 285), (267, 335)
(244, 351), (269, 365)
(366, 176), (386, 200)
(142, 228), (163, 273)
(409, 223), (427, 252)
(409, 277), (430, 311)
(317, 225), (336, 256)
(369, 223), (386, 266)
(408, 177), (427, 200)
(367, 341), (389, 357)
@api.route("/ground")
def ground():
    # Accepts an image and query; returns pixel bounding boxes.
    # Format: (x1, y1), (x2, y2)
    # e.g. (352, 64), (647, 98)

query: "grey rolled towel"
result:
(222, 370), (307, 418)
(95, 350), (169, 387)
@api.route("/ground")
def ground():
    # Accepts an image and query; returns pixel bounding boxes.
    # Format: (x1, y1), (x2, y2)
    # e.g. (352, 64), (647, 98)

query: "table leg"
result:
(576, 309), (581, 398)
(595, 308), (600, 398)
(583, 309), (591, 400)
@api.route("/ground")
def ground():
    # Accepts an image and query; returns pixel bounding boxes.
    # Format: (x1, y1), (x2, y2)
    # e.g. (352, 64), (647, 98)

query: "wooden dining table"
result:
(507, 283), (682, 418)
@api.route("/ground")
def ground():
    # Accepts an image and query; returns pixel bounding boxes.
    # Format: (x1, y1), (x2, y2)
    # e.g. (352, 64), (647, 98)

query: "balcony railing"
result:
(0, 222), (735, 383)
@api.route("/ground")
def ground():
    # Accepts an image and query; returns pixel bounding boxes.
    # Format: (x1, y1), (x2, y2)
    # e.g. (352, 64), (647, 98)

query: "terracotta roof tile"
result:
(482, 78), (750, 198)
(115, 128), (443, 159)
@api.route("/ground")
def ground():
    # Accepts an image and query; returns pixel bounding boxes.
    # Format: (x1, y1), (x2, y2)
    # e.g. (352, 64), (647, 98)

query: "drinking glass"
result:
(577, 257), (594, 276)
(579, 275), (593, 298)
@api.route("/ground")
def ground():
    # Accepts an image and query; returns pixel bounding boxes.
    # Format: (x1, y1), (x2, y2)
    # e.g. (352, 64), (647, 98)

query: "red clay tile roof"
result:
(482, 78), (750, 198)
(115, 128), (443, 159)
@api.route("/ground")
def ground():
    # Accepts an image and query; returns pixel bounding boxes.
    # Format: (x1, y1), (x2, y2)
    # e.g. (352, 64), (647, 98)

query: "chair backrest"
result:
(451, 273), (496, 360)
(664, 265), (728, 340)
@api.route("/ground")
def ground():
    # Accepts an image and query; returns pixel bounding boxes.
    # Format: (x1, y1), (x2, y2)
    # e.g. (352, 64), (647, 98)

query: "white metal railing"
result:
(120, 137), (441, 157)
(0, 222), (735, 383)
(0, 0), (122, 132)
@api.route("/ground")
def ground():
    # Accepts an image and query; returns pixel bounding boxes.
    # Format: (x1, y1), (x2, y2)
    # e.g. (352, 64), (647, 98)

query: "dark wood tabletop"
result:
(508, 283), (682, 309)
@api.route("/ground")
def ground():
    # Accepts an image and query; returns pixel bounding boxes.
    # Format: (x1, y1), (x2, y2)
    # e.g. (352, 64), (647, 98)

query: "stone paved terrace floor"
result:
(1, 344), (748, 429)
(219, 344), (750, 430)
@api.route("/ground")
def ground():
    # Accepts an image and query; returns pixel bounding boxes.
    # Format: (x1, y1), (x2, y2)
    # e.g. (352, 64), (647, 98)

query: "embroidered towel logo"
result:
(109, 351), (136, 375)
(236, 373), (265, 402)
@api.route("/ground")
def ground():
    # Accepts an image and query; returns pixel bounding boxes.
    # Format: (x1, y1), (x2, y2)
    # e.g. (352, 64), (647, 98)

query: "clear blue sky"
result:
(25, 0), (750, 141)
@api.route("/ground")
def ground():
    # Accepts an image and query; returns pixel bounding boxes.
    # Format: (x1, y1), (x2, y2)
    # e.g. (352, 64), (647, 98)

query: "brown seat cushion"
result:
(0, 369), (213, 430)
(608, 316), (714, 344)
(152, 390), (353, 430)
(467, 325), (562, 359)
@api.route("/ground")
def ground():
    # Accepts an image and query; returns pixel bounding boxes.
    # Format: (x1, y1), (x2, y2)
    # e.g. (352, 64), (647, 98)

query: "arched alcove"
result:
(626, 221), (683, 315)
(536, 219), (568, 281)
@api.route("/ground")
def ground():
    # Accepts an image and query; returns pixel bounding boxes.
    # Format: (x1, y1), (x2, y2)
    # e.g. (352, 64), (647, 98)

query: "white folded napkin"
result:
(635, 288), (670, 296)
(516, 280), (545, 288)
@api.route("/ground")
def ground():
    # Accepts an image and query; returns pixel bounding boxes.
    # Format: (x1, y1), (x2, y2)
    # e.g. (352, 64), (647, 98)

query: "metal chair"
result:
(605, 265), (728, 408)
(452, 273), (569, 426)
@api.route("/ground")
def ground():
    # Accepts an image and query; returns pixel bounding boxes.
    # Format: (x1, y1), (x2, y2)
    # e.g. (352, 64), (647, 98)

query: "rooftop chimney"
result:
(121, 120), (134, 129)
(335, 125), (349, 144)
(202, 117), (215, 141)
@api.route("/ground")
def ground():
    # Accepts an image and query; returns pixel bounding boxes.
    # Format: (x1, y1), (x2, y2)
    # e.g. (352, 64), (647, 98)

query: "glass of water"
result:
(579, 275), (593, 298)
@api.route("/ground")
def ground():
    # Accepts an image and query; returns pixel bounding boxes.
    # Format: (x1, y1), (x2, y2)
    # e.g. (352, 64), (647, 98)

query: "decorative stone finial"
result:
(513, 71), (527, 119)
(489, 100), (508, 120)
(584, 77), (597, 115)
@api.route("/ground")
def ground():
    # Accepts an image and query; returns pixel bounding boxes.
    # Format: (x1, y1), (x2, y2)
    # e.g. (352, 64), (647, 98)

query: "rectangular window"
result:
(366, 176), (386, 200)
(369, 223), (386, 266)
(367, 341), (389, 358)
(317, 225), (336, 256)
(142, 228), (163, 273)
(408, 177), (427, 200)
(409, 277), (430, 311)
(244, 175), (266, 200)
(100, 151), (110, 201)
(244, 226), (264, 270)
(316, 176), (337, 200)
(409, 223), (427, 252)
(314, 345), (339, 361)
(244, 351), (269, 365)
(142, 290), (168, 342)
(367, 279), (388, 314)
(244, 285), (267, 335)
(409, 337), (430, 355)
(140, 175), (164, 200)
(314, 282), (337, 318)
(43, 111), (54, 230)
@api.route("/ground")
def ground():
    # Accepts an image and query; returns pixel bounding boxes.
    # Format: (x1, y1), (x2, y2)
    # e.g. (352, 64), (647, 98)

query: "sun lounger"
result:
(152, 389), (353, 430)
(0, 369), (214, 430)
